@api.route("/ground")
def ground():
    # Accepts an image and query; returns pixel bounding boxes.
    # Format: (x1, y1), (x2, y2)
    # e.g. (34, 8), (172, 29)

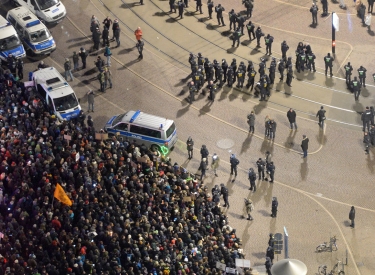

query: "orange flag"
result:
(54, 184), (72, 206)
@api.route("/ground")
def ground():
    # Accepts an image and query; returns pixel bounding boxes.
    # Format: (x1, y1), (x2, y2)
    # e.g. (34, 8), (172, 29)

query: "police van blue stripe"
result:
(24, 38), (55, 52)
(0, 45), (25, 59)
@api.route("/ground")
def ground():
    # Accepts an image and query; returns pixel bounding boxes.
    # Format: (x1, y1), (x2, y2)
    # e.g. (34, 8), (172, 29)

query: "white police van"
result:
(104, 110), (178, 154)
(11, 0), (66, 24)
(7, 7), (56, 56)
(0, 15), (26, 62)
(32, 67), (81, 121)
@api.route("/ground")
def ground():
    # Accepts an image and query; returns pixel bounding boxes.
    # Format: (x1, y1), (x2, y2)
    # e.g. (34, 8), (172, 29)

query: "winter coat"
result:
(301, 137), (309, 151)
(247, 114), (255, 126)
(287, 110), (296, 123)
(349, 207), (355, 221)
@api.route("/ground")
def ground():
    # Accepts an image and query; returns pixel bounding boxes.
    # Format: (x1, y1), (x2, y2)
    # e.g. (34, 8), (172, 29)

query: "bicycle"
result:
(318, 260), (345, 275)
(316, 236), (338, 252)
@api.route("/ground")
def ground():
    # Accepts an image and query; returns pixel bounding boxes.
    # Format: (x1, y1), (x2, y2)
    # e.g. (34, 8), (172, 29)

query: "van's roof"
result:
(33, 67), (75, 99)
(120, 110), (174, 130)
(7, 7), (46, 33)
(0, 15), (17, 40)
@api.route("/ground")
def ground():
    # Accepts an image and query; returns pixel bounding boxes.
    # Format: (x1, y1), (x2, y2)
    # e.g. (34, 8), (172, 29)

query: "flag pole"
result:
(51, 185), (55, 210)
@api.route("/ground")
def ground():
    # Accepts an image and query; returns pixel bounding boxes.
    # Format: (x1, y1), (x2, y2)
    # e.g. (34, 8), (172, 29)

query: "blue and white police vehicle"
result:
(32, 67), (81, 121)
(104, 110), (178, 154)
(0, 15), (26, 62)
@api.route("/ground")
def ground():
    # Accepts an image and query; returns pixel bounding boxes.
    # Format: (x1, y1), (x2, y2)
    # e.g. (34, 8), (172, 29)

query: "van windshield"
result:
(166, 122), (176, 138)
(0, 34), (21, 51)
(53, 94), (79, 112)
(29, 29), (51, 43)
(112, 114), (125, 125)
(36, 0), (59, 10)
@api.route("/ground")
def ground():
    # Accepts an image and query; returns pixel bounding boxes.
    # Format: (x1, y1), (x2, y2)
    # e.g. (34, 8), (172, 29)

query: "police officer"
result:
(370, 106), (375, 125)
(188, 81), (197, 104)
(196, 0), (202, 13)
(321, 0), (328, 16)
(211, 153), (220, 176)
(215, 4), (225, 25)
(208, 64), (215, 82)
(178, 0), (185, 19)
(199, 158), (207, 181)
(344, 62), (353, 85)
(238, 60), (246, 73)
(256, 157), (265, 180)
(216, 66), (224, 87)
(351, 76), (361, 101)
(79, 47), (88, 69)
(286, 64), (294, 87)
(271, 197), (278, 217)
(259, 76), (268, 101)
(268, 161), (275, 183)
(297, 49), (306, 73)
(310, 3), (319, 24)
(324, 53), (334, 77)
(16, 57), (24, 80)
(204, 58), (211, 81)
(369, 125), (375, 146)
(349, 206), (356, 228)
(278, 59), (285, 81)
(197, 52), (204, 66)
(231, 58), (238, 82)
(316, 106), (326, 129)
(265, 257), (272, 275)
(244, 0), (253, 18)
(358, 66), (367, 87)
(230, 154), (240, 178)
(207, 0), (214, 19)
(213, 59), (219, 81)
(222, 59), (228, 82)
(232, 27), (241, 47)
(186, 136), (194, 159)
(362, 106), (372, 132)
(246, 67), (257, 90)
(255, 26), (264, 47)
(227, 66), (234, 87)
(229, 9), (237, 30)
(266, 246), (275, 263)
(307, 51), (316, 72)
(245, 198), (254, 220)
(248, 168), (257, 191)
(200, 145), (209, 164)
(102, 26), (109, 47)
(207, 80), (216, 101)
(258, 59), (266, 77)
(269, 58), (276, 84)
(281, 40), (289, 61)
(236, 69), (245, 88)
(246, 21), (255, 40)
(193, 69), (203, 90)
(264, 34), (274, 55)
(247, 111), (256, 133)
(220, 183), (229, 207)
(169, 0), (176, 12)
(237, 14), (245, 35)
(190, 59), (198, 75)
(7, 54), (16, 74)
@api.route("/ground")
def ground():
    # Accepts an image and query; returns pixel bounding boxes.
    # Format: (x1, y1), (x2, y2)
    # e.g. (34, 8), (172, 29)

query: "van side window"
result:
(14, 23), (23, 35)
(23, 0), (27, 2)
(36, 84), (46, 99)
(31, 0), (37, 9)
(7, 16), (16, 25)
(114, 123), (128, 131)
(130, 125), (161, 138)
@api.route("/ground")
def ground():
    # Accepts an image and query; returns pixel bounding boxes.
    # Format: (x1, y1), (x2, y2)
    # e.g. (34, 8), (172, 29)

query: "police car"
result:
(0, 15), (26, 62)
(11, 0), (66, 24)
(32, 67), (81, 121)
(7, 7), (56, 56)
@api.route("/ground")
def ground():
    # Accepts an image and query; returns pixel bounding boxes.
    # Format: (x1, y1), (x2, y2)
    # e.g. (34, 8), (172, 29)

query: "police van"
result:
(11, 0), (66, 24)
(32, 67), (81, 121)
(0, 15), (26, 62)
(7, 7), (56, 56)
(104, 110), (178, 154)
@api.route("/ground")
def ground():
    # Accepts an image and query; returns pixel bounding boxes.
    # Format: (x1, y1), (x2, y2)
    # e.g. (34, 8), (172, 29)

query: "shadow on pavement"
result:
(240, 133), (253, 155)
(198, 102), (211, 116)
(66, 37), (87, 43)
(199, 17), (210, 23)
(300, 158), (308, 181)
(166, 17), (178, 23)
(367, 26), (375, 36)
(250, 48), (259, 55)
(324, 77), (335, 87)
(258, 209), (271, 217)
(221, 30), (231, 37)
(176, 102), (190, 118)
(316, 130), (327, 145)
(206, 24), (219, 30)
(121, 2), (139, 9)
(241, 39), (251, 46)
(118, 47), (136, 54)
(124, 59), (141, 67)
(153, 11), (169, 16)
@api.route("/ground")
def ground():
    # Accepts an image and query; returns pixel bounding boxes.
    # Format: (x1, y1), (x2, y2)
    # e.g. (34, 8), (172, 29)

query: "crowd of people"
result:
(0, 59), (259, 275)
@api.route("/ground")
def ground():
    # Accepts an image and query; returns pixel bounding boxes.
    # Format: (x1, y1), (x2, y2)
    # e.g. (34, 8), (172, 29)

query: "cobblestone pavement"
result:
(1, 0), (375, 273)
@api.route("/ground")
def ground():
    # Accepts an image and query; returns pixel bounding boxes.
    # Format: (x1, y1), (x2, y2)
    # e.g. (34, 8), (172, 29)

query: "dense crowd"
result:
(0, 65), (248, 275)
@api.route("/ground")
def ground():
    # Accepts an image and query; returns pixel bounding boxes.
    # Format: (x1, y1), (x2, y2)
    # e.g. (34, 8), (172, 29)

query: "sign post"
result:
(332, 12), (339, 54)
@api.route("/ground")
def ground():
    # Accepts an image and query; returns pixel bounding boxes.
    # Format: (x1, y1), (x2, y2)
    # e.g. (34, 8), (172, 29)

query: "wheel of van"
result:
(151, 144), (160, 152)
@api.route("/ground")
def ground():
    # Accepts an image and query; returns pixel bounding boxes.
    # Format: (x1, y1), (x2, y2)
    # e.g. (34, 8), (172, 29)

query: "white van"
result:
(7, 7), (56, 56)
(11, 0), (66, 24)
(32, 67), (81, 121)
(104, 110), (178, 154)
(0, 15), (26, 62)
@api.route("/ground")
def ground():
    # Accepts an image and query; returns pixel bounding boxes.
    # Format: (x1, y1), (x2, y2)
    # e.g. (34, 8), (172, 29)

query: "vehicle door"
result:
(113, 123), (128, 138)
(46, 94), (55, 115)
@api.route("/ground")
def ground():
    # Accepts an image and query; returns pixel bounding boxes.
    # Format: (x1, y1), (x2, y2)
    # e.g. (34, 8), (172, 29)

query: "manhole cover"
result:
(216, 138), (235, 149)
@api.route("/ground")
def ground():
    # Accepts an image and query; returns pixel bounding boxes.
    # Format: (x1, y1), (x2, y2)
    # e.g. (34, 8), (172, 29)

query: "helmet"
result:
(232, 58), (236, 62)
(198, 53), (202, 56)
(222, 59), (226, 62)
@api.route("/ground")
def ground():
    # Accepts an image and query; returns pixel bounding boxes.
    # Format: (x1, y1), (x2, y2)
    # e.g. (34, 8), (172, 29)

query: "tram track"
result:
(95, 0), (364, 127)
